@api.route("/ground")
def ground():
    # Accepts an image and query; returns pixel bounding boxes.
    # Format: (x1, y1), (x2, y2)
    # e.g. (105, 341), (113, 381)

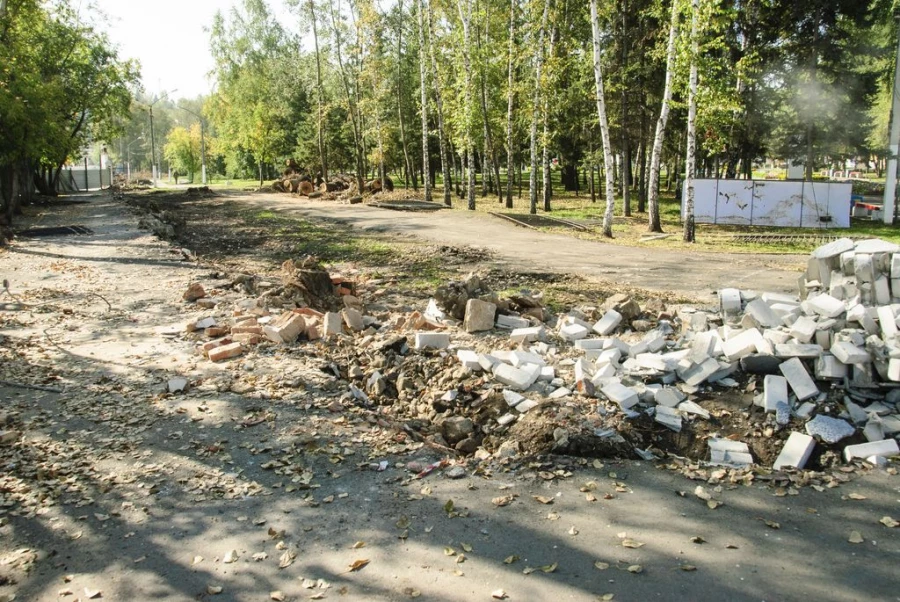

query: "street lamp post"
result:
(176, 104), (207, 185)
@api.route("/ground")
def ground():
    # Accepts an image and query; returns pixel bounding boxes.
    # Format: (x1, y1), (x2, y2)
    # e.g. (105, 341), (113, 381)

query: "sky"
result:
(89, 0), (292, 101)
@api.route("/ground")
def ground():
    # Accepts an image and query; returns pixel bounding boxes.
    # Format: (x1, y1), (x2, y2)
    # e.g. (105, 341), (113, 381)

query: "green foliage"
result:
(164, 125), (202, 181)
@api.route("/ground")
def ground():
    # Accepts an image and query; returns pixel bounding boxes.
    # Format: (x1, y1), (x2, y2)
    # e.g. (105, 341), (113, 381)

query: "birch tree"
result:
(395, 0), (416, 190)
(327, 0), (365, 192)
(683, 0), (699, 242)
(309, 0), (328, 181)
(504, 0), (517, 209)
(589, 0), (616, 238)
(425, 0), (451, 205)
(647, 0), (679, 233)
(529, 0), (551, 215)
(416, 0), (432, 202)
(456, 0), (476, 210)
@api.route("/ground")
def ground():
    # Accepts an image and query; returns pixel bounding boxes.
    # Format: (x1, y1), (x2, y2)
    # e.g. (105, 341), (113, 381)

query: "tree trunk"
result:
(647, 0), (679, 233)
(397, 0), (416, 191)
(683, 0), (699, 243)
(416, 0), (432, 202)
(328, 0), (365, 193)
(425, 0), (451, 205)
(310, 0), (328, 182)
(590, 0), (616, 238)
(504, 0), (517, 209)
(455, 0), (476, 210)
(529, 0), (551, 215)
(620, 0), (631, 217)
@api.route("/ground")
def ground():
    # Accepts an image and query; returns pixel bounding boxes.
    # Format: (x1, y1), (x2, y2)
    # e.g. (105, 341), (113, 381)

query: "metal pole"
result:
(883, 12), (900, 224)
(200, 120), (207, 185)
(149, 106), (157, 185)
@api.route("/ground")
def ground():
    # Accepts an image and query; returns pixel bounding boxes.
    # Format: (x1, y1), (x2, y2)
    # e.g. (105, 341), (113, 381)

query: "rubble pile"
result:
(179, 240), (900, 472)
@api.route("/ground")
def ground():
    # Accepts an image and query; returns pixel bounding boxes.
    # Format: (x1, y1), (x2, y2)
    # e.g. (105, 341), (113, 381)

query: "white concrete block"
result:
(779, 357), (819, 401)
(812, 237), (855, 259)
(496, 314), (530, 329)
(497, 413), (517, 426)
(601, 382), (639, 410)
(764, 329), (792, 345)
(509, 350), (546, 367)
(456, 349), (482, 371)
(773, 432), (815, 470)
(415, 332), (450, 350)
(678, 399), (710, 419)
(807, 293), (846, 318)
(575, 338), (611, 350)
(548, 387), (572, 399)
(855, 253), (875, 283)
(655, 387), (686, 407)
(679, 357), (721, 386)
(843, 439), (899, 462)
(539, 366), (556, 381)
(854, 239), (900, 254)
(815, 329), (832, 350)
(889, 358), (900, 382)
(478, 353), (500, 372)
(876, 276), (891, 306)
(775, 344), (824, 358)
(593, 310), (623, 336)
(719, 288), (742, 317)
(722, 328), (763, 361)
(515, 399), (540, 413)
(892, 253), (900, 279)
(815, 354), (848, 379)
(745, 299), (781, 328)
(655, 406), (682, 432)
(503, 389), (525, 407)
(592, 362), (617, 380)
(877, 305), (898, 339)
(830, 341), (870, 365)
(708, 438), (753, 466)
(510, 326), (544, 344)
(763, 375), (789, 412)
(789, 316), (818, 344)
(493, 363), (539, 391)
(560, 323), (589, 341)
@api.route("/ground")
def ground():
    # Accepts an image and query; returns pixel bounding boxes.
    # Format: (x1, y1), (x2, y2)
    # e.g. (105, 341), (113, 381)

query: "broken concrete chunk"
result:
(789, 316), (818, 344)
(515, 399), (540, 413)
(722, 328), (763, 361)
(342, 308), (364, 331)
(183, 282), (206, 301)
(773, 432), (816, 470)
(655, 387), (686, 408)
(463, 299), (497, 333)
(708, 438), (753, 466)
(774, 344), (823, 359)
(807, 293), (846, 318)
(208, 342), (244, 362)
(456, 349), (482, 371)
(510, 326), (544, 344)
(679, 357), (721, 387)
(560, 323), (589, 341)
(493, 363), (539, 391)
(815, 354), (848, 379)
(678, 399), (710, 419)
(744, 299), (781, 328)
(496, 314), (530, 330)
(719, 288), (742, 318)
(167, 377), (188, 393)
(323, 312), (343, 337)
(805, 415), (855, 443)
(812, 237), (855, 259)
(502, 389), (525, 407)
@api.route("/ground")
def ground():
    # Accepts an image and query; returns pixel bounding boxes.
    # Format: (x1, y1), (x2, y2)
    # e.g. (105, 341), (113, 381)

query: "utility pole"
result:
(883, 9), (900, 225)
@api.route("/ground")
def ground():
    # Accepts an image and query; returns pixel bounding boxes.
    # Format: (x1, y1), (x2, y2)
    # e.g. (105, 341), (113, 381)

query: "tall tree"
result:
(456, 0), (476, 210)
(309, 0), (328, 181)
(426, 0), (451, 205)
(529, 0), (551, 215)
(416, 0), (432, 202)
(683, 0), (699, 242)
(589, 0), (616, 238)
(647, 0), (679, 233)
(504, 0), (518, 209)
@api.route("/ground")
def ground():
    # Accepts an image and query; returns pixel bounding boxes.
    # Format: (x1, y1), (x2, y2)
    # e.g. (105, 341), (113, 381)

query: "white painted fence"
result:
(682, 179), (852, 228)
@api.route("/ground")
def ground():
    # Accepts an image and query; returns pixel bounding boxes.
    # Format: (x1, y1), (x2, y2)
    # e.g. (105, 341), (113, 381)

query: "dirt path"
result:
(241, 193), (805, 297)
(0, 195), (896, 602)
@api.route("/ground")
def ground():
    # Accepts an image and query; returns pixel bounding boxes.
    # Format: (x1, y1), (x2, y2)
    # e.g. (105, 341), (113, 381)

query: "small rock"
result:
(183, 282), (206, 302)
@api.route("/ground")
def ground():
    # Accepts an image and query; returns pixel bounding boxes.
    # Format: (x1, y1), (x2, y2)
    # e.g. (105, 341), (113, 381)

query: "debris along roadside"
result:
(177, 236), (899, 477)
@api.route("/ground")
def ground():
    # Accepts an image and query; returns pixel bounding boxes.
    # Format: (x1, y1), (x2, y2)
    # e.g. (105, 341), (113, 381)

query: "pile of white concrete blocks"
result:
(449, 237), (900, 470)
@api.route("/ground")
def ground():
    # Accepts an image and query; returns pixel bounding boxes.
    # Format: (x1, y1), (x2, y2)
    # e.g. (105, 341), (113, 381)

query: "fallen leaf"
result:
(568, 526), (579, 536)
(680, 564), (698, 572)
(270, 591), (286, 601)
(396, 516), (411, 529)
(627, 565), (643, 574)
(540, 562), (558, 573)
(456, 554), (467, 564)
(207, 584), (223, 595)
(444, 547), (457, 556)
(461, 543), (473, 553)
(847, 493), (867, 500)
(252, 552), (268, 562)
(725, 544), (739, 549)
(279, 550), (296, 569)
(622, 539), (644, 549)
(192, 556), (204, 565)
(84, 588), (102, 599)
(523, 566), (537, 575)
(880, 516), (899, 528)
(848, 531), (864, 544)
(594, 560), (610, 570)
(492, 495), (514, 507)
(310, 593), (326, 600)
(764, 520), (780, 530)
(443, 500), (455, 514)
(503, 555), (520, 564)
(547, 512), (560, 521)
(348, 558), (370, 572)
(585, 493), (598, 502)
(707, 500), (722, 510)
(491, 589), (508, 600)
(223, 550), (239, 564)
(533, 495), (554, 505)
(580, 481), (599, 492)
(403, 587), (422, 598)
(352, 541), (366, 549)
(600, 594), (615, 601)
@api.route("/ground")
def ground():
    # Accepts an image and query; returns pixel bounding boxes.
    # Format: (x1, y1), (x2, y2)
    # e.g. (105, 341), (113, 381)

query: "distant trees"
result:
(198, 0), (897, 231)
(0, 0), (138, 221)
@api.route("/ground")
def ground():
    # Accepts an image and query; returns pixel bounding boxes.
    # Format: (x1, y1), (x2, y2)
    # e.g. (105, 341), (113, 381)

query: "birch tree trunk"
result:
(456, 0), (476, 210)
(425, 0), (451, 205)
(647, 0), (679, 233)
(542, 23), (557, 212)
(327, 0), (365, 192)
(504, 0), (517, 208)
(589, 0), (616, 238)
(529, 0), (550, 215)
(620, 0), (631, 217)
(396, 0), (416, 190)
(310, 0), (328, 182)
(416, 0), (432, 202)
(683, 0), (699, 242)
